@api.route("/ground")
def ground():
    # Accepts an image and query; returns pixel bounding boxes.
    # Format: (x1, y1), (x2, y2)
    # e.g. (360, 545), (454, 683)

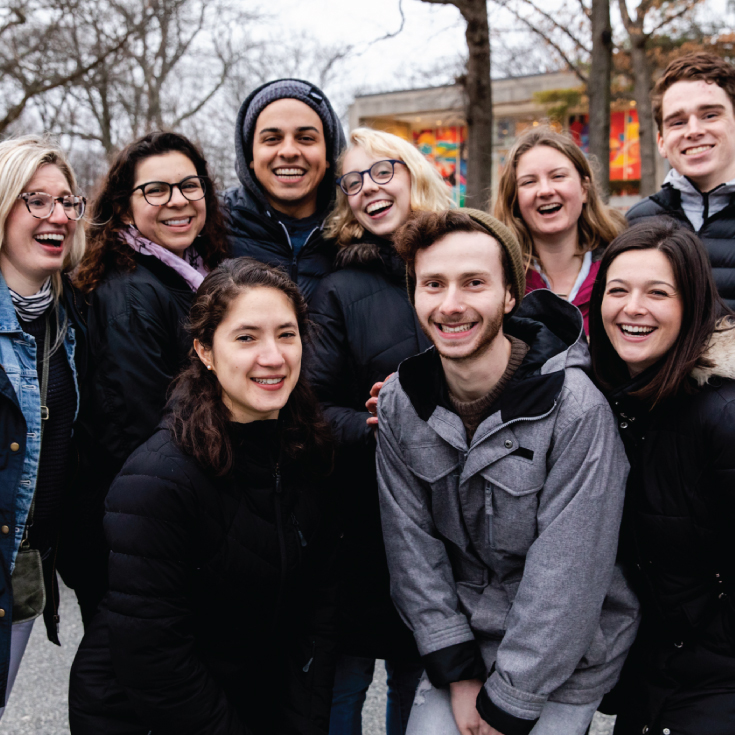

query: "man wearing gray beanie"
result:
(223, 78), (346, 302)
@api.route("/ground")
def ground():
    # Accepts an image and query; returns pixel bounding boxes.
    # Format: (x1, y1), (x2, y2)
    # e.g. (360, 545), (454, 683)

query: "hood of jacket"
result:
(691, 319), (735, 386)
(334, 235), (407, 283)
(398, 289), (588, 423)
(233, 78), (346, 217)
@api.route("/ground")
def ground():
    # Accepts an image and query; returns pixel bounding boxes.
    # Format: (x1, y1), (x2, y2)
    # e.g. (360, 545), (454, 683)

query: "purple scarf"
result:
(120, 226), (208, 292)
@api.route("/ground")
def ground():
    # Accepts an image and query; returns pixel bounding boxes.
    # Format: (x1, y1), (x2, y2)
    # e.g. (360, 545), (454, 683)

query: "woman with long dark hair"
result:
(69, 257), (336, 735)
(71, 131), (229, 620)
(589, 218), (735, 734)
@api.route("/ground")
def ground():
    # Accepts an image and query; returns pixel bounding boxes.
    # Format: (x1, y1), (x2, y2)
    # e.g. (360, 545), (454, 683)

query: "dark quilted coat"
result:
(306, 237), (428, 661)
(68, 421), (337, 735)
(604, 328), (735, 735)
(627, 185), (735, 310)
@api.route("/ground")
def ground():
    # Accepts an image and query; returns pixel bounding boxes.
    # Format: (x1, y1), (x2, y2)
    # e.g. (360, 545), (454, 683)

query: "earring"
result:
(207, 365), (212, 371)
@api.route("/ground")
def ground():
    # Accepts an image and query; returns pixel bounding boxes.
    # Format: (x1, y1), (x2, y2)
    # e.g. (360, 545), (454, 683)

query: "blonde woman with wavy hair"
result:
(311, 127), (452, 735)
(325, 127), (452, 246)
(0, 135), (87, 718)
(493, 125), (625, 333)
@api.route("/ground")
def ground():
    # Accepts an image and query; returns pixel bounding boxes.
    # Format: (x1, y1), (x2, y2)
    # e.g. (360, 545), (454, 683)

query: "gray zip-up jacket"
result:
(376, 291), (640, 734)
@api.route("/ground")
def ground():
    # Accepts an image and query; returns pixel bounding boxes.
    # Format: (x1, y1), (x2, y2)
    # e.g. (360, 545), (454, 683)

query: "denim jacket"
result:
(0, 272), (78, 698)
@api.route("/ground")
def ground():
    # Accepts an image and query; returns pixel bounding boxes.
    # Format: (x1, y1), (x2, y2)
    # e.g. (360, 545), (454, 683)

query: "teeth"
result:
(164, 218), (191, 226)
(367, 200), (392, 214)
(275, 168), (304, 176)
(439, 323), (473, 333)
(538, 204), (561, 213)
(620, 325), (655, 335)
(684, 145), (712, 155)
(253, 378), (282, 384)
(36, 233), (64, 242)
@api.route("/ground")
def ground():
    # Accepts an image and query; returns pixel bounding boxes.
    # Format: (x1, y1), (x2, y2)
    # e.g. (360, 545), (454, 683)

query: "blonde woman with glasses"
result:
(0, 135), (87, 718)
(308, 127), (453, 735)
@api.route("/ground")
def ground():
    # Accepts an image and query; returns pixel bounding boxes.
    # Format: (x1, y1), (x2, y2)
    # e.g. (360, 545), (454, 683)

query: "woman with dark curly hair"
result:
(69, 257), (336, 735)
(70, 131), (229, 622)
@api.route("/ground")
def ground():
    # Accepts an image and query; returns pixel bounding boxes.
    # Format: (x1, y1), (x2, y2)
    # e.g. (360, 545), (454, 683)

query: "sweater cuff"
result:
(422, 640), (486, 687)
(476, 686), (538, 735)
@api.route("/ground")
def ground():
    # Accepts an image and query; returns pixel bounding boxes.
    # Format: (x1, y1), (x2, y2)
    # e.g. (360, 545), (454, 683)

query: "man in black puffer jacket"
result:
(626, 52), (735, 309)
(223, 79), (346, 303)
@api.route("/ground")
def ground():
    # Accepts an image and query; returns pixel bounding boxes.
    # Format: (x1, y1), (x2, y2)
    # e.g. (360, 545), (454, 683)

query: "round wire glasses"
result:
(336, 159), (406, 196)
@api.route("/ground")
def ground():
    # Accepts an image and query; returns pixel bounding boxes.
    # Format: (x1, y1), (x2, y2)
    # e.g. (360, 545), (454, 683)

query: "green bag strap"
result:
(20, 312), (52, 550)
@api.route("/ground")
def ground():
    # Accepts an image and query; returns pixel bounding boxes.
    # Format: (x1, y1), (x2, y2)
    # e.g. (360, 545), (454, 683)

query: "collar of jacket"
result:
(334, 235), (406, 282)
(398, 289), (586, 423)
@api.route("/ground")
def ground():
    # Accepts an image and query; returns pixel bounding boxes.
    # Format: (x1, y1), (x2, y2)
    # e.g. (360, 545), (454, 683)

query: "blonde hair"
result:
(0, 135), (86, 299)
(493, 126), (625, 268)
(325, 127), (454, 246)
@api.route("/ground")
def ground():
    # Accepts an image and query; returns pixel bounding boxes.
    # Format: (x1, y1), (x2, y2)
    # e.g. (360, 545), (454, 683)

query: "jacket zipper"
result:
(273, 462), (288, 626)
(467, 400), (558, 454)
(278, 221), (321, 283)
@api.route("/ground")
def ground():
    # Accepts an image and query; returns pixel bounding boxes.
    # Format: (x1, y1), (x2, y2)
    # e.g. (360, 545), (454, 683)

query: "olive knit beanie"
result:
(459, 208), (526, 312)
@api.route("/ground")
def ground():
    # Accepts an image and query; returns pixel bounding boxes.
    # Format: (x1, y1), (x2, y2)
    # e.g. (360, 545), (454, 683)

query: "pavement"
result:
(1, 583), (616, 735)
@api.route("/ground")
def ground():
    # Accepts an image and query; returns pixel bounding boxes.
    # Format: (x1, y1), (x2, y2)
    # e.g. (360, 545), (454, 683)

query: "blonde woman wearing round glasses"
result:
(71, 132), (229, 623)
(0, 135), (87, 717)
(308, 127), (453, 735)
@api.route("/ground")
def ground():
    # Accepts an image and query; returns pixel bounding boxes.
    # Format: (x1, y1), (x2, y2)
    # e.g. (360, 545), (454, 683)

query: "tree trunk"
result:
(588, 0), (612, 200)
(630, 35), (657, 196)
(459, 0), (493, 207)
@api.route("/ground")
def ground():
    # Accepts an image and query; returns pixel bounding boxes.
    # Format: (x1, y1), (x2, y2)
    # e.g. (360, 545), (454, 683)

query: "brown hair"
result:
(493, 126), (625, 268)
(589, 217), (734, 405)
(393, 209), (515, 302)
(167, 257), (333, 477)
(75, 131), (229, 293)
(652, 52), (735, 132)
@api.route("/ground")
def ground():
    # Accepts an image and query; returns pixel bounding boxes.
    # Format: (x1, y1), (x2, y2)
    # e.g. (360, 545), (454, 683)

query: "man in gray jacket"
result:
(376, 209), (639, 735)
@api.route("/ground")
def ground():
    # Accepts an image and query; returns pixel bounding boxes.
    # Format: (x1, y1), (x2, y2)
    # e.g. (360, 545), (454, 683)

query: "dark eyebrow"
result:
(607, 278), (676, 289)
(663, 103), (726, 125)
(229, 322), (298, 332)
(257, 126), (321, 135)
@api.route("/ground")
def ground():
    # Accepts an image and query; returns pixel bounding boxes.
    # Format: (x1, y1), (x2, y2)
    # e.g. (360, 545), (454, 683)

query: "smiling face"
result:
(414, 231), (515, 363)
(126, 151), (206, 256)
(342, 147), (412, 237)
(515, 145), (588, 246)
(1, 163), (77, 295)
(250, 98), (328, 219)
(195, 287), (302, 423)
(657, 80), (735, 192)
(601, 249), (684, 377)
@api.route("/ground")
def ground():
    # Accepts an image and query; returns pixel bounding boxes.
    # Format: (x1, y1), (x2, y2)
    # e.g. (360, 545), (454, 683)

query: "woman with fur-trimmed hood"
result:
(306, 129), (453, 735)
(589, 218), (735, 735)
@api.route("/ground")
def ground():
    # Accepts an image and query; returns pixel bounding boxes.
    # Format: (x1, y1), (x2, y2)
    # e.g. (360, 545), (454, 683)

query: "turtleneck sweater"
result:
(449, 336), (530, 442)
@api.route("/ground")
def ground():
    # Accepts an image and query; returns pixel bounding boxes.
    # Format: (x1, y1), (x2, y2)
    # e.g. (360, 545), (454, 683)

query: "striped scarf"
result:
(10, 278), (54, 322)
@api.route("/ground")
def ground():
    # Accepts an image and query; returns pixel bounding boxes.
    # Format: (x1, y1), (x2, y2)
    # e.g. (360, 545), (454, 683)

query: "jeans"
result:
(406, 673), (603, 735)
(0, 619), (35, 720)
(329, 654), (423, 735)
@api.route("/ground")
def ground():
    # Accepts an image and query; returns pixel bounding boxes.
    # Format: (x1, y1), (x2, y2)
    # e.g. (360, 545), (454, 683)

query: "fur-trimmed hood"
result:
(691, 319), (735, 386)
(334, 236), (406, 283)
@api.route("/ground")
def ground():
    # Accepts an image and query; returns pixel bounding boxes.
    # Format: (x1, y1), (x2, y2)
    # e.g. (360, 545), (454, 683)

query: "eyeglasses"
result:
(17, 192), (86, 221)
(131, 175), (207, 206)
(337, 159), (406, 196)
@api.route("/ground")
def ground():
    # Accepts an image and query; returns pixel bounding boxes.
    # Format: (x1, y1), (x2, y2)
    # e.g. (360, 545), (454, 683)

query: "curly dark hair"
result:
(75, 131), (229, 293)
(167, 257), (333, 477)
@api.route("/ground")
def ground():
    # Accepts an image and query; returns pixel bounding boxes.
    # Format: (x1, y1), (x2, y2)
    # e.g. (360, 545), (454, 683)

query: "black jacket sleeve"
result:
(307, 279), (373, 448)
(104, 452), (246, 735)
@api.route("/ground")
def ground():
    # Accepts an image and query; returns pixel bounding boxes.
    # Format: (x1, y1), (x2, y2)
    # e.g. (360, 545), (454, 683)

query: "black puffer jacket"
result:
(69, 421), (336, 735)
(627, 186), (735, 309)
(222, 79), (346, 304)
(307, 237), (429, 661)
(607, 325), (735, 735)
(69, 251), (196, 621)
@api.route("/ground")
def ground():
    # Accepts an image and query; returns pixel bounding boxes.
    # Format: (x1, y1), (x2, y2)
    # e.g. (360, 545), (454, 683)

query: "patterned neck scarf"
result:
(10, 277), (54, 322)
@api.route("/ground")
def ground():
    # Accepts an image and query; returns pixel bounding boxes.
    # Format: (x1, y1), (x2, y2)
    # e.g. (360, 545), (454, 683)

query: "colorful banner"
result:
(609, 110), (640, 181)
(413, 126), (467, 206)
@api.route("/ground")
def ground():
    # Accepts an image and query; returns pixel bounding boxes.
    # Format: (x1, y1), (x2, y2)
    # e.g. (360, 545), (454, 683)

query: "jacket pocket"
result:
(481, 457), (545, 556)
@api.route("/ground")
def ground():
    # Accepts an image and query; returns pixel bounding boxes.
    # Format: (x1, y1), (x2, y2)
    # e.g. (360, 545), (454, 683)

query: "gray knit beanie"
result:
(242, 79), (340, 165)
